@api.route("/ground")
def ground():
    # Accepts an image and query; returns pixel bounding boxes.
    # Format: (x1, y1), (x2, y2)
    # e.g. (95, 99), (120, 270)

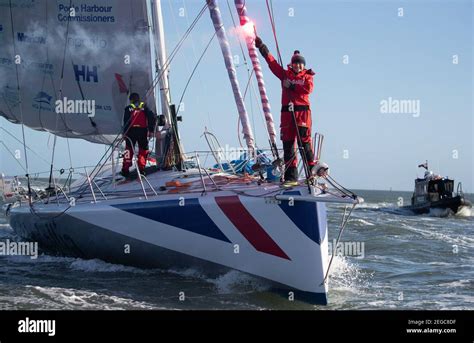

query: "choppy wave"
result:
(70, 259), (149, 274)
(22, 285), (161, 310)
(0, 190), (472, 310)
(455, 206), (473, 217)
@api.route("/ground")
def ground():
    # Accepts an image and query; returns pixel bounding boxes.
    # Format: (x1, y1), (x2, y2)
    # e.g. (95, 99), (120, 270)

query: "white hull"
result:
(7, 168), (359, 304)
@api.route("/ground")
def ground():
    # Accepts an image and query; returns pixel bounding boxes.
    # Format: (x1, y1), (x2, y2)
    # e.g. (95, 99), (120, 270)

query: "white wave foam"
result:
(400, 223), (474, 246)
(438, 279), (472, 288)
(355, 202), (393, 209)
(328, 255), (370, 293)
(208, 270), (271, 294)
(455, 206), (472, 217)
(25, 285), (163, 310)
(168, 268), (271, 294)
(3, 254), (74, 264)
(428, 208), (452, 217)
(167, 267), (207, 280)
(351, 218), (375, 226)
(69, 259), (148, 274)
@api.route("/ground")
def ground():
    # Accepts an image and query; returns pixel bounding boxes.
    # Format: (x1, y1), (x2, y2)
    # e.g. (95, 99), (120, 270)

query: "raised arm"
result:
(255, 36), (285, 80)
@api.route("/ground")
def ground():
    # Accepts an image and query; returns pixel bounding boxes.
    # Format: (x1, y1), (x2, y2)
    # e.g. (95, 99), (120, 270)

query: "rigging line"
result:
(69, 113), (140, 197)
(0, 93), (19, 122)
(36, 0), (52, 130)
(225, 0), (249, 66)
(145, 4), (205, 99)
(144, 3), (207, 101)
(327, 175), (357, 198)
(182, 0), (214, 131)
(322, 203), (356, 285)
(57, 0), (75, 171)
(33, 4), (219, 211)
(52, 0), (75, 134)
(167, 0), (194, 77)
(168, 0), (209, 143)
(169, 0), (214, 133)
(225, 0), (260, 147)
(47, 0), (73, 190)
(146, 3), (205, 168)
(176, 30), (218, 114)
(265, 0), (283, 67)
(250, 73), (270, 146)
(241, 68), (273, 149)
(0, 127), (50, 165)
(65, 134), (73, 169)
(8, 0), (32, 204)
(0, 140), (26, 172)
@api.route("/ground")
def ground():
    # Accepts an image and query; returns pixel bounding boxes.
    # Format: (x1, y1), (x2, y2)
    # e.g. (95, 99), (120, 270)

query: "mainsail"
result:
(0, 0), (156, 144)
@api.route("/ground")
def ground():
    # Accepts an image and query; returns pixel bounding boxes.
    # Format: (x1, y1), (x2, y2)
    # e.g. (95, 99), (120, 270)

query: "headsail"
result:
(0, 0), (156, 144)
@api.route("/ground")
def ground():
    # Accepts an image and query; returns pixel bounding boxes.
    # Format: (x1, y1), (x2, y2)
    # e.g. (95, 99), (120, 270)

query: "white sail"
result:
(0, 0), (156, 144)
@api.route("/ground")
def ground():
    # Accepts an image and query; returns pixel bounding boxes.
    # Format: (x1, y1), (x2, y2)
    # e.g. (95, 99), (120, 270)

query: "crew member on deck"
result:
(121, 93), (156, 177)
(255, 36), (316, 185)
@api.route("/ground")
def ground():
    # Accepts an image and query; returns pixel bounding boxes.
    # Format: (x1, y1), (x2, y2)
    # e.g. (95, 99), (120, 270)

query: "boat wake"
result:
(455, 206), (473, 217)
(328, 255), (370, 293)
(168, 267), (271, 294)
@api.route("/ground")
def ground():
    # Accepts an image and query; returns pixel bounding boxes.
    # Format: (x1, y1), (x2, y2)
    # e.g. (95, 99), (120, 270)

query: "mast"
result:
(150, 0), (185, 168)
(207, 0), (256, 155)
(233, 0), (278, 158)
(151, 0), (172, 128)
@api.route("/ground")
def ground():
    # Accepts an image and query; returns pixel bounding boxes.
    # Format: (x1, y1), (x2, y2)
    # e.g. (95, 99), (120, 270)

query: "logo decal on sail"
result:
(73, 64), (98, 83)
(114, 74), (128, 93)
(34, 92), (52, 105)
(17, 32), (46, 44)
(32, 91), (54, 112)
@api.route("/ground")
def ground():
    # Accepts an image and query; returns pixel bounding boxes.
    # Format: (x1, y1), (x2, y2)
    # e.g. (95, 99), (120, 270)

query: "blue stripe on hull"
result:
(112, 199), (231, 243)
(9, 210), (328, 305)
(279, 191), (321, 244)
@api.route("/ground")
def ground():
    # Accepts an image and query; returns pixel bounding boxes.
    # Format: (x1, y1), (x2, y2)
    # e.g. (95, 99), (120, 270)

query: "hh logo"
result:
(73, 64), (98, 83)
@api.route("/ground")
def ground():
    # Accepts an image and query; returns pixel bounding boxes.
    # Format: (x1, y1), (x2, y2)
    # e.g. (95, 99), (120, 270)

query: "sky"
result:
(0, 0), (472, 192)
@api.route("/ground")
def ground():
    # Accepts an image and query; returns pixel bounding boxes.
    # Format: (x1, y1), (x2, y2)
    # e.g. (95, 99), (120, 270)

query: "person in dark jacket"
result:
(121, 93), (156, 177)
(255, 37), (316, 184)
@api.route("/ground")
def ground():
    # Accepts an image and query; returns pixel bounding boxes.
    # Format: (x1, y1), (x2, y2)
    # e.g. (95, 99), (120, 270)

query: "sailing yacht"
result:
(0, 0), (361, 305)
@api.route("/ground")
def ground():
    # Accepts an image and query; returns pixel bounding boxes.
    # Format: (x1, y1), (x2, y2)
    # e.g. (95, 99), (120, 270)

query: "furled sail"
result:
(207, 0), (255, 155)
(233, 0), (277, 152)
(0, 0), (156, 144)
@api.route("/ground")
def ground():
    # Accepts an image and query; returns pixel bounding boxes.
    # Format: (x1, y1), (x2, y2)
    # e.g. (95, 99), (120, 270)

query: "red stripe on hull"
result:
(215, 195), (290, 260)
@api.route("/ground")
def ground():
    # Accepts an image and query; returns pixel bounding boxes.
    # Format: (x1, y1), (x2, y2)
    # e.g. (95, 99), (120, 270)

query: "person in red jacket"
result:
(121, 93), (156, 177)
(255, 37), (316, 184)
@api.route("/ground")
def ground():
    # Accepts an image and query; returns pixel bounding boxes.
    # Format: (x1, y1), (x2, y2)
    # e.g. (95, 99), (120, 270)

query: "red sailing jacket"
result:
(123, 102), (156, 133)
(264, 52), (315, 107)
